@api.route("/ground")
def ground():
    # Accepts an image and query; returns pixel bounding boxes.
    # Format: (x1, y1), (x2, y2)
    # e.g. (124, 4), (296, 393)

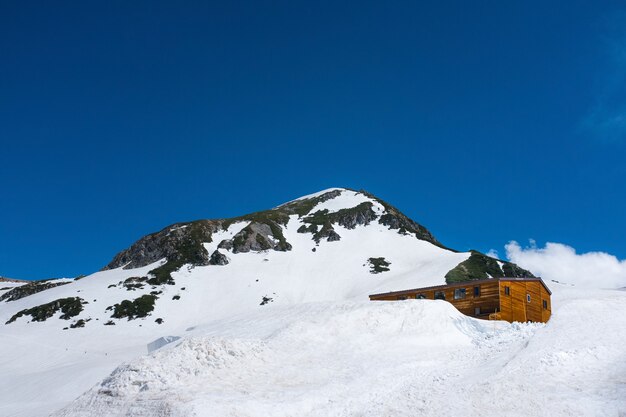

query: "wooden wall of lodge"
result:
(370, 280), (551, 323)
(498, 280), (551, 323)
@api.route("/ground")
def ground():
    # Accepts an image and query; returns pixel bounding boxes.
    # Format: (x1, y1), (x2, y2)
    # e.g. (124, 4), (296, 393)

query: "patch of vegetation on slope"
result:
(145, 221), (220, 285)
(277, 189), (343, 217)
(108, 294), (157, 320)
(445, 251), (535, 283)
(120, 276), (148, 291)
(0, 280), (71, 303)
(104, 220), (219, 271)
(367, 257), (391, 274)
(5, 297), (86, 324)
(104, 190), (355, 277)
(297, 202), (378, 243)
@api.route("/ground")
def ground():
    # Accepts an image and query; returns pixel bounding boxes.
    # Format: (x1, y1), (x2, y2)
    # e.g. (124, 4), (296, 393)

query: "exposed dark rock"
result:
(99, 188), (518, 289)
(326, 230), (341, 242)
(333, 202), (378, 229)
(222, 222), (292, 254)
(6, 297), (86, 324)
(367, 257), (391, 274)
(0, 280), (71, 303)
(104, 220), (220, 270)
(122, 276), (148, 291)
(312, 223), (341, 243)
(260, 296), (274, 305)
(217, 239), (233, 250)
(297, 224), (318, 234)
(70, 319), (86, 328)
(301, 203), (379, 243)
(302, 202), (378, 230)
(209, 250), (229, 266)
(445, 251), (535, 283)
(367, 193), (445, 248)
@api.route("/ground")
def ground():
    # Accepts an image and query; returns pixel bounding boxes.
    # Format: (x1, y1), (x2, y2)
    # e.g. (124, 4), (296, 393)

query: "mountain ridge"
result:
(102, 187), (530, 284)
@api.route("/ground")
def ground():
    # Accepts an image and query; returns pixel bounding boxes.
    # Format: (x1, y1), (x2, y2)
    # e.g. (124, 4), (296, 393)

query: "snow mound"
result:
(54, 301), (532, 417)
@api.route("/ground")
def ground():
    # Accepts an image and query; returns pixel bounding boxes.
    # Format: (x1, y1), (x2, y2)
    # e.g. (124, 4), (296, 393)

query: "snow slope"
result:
(1, 188), (624, 416)
(54, 286), (626, 417)
(0, 189), (470, 417)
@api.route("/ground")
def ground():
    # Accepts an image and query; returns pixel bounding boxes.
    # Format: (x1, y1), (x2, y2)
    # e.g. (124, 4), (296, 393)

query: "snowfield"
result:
(1, 189), (625, 416)
(50, 287), (626, 417)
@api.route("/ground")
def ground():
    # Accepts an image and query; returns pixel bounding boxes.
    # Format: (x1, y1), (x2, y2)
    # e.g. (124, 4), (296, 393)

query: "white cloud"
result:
(505, 241), (626, 289)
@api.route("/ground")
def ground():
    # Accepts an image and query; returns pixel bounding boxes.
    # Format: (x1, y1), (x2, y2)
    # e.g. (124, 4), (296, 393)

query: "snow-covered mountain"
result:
(1, 188), (624, 417)
(1, 188), (531, 332)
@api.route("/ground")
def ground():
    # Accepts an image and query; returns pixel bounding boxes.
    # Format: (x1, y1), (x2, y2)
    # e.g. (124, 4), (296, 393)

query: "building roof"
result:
(369, 277), (552, 298)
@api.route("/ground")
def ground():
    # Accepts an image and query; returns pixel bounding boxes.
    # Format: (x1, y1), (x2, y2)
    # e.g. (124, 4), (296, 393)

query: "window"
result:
(504, 286), (510, 296)
(454, 288), (466, 300)
(543, 300), (548, 309)
(474, 307), (481, 315)
(415, 294), (426, 299)
(397, 296), (407, 300)
(473, 286), (480, 297)
(527, 294), (531, 303)
(434, 291), (446, 300)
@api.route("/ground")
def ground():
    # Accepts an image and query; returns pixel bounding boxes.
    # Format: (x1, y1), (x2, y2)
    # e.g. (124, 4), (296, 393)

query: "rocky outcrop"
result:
(0, 280), (71, 303)
(220, 222), (292, 254)
(312, 223), (341, 243)
(360, 191), (444, 249)
(104, 220), (220, 270)
(6, 297), (86, 324)
(100, 188), (525, 288)
(209, 250), (229, 266)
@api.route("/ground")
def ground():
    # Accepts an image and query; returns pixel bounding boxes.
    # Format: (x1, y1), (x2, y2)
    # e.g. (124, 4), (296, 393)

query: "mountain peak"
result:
(102, 188), (531, 287)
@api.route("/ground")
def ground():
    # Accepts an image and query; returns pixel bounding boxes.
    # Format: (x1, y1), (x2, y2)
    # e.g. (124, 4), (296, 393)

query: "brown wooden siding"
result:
(540, 284), (552, 322)
(370, 281), (500, 320)
(370, 278), (551, 323)
(498, 280), (550, 323)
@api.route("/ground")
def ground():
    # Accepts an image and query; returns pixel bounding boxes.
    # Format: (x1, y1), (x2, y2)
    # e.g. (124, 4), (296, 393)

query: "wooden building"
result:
(369, 277), (551, 323)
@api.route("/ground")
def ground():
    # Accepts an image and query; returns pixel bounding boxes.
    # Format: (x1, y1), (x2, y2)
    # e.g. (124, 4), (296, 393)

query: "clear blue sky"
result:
(1, 1), (625, 280)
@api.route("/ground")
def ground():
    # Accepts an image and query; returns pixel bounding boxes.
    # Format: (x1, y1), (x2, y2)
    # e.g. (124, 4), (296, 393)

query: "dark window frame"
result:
(454, 288), (467, 300)
(504, 286), (510, 296)
(543, 300), (548, 309)
(434, 291), (446, 300)
(473, 286), (480, 297)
